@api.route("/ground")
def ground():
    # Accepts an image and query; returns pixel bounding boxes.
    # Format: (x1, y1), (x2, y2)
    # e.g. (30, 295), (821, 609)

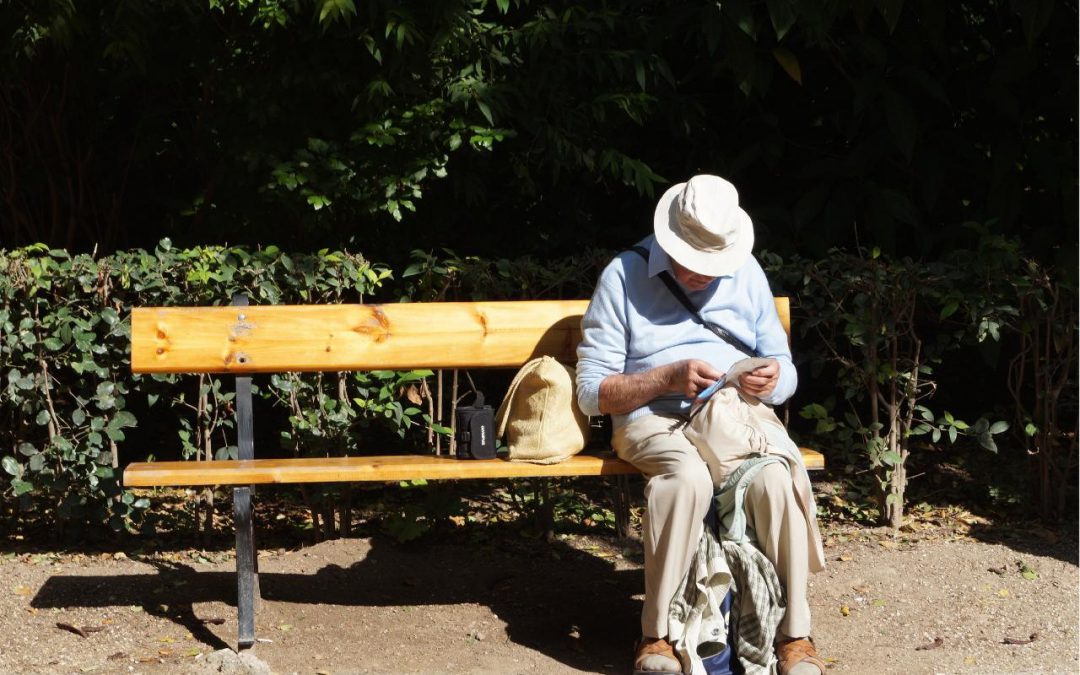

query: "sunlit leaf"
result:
(1, 456), (20, 477)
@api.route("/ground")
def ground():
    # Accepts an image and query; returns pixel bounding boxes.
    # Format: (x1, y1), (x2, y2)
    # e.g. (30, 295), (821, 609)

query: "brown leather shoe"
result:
(633, 636), (681, 675)
(776, 637), (826, 675)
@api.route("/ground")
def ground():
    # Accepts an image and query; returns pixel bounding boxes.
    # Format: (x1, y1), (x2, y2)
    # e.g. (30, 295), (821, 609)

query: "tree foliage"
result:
(1, 0), (1074, 266)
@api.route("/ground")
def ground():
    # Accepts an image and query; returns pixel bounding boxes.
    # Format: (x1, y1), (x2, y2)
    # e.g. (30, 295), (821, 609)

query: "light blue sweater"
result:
(575, 235), (797, 427)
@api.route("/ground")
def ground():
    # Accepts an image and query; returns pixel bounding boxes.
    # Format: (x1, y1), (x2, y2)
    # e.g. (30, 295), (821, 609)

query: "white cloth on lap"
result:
(724, 539), (784, 674)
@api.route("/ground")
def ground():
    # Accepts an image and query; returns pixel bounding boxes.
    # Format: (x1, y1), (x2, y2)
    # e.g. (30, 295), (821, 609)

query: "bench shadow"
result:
(293, 533), (643, 670)
(32, 557), (236, 652)
(31, 531), (643, 671)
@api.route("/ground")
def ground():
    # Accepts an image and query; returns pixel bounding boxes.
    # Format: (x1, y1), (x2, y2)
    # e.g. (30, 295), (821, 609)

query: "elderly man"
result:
(575, 175), (826, 675)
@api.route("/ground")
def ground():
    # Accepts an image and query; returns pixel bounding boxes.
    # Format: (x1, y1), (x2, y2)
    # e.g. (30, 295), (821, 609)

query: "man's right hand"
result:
(664, 359), (725, 399)
(598, 358), (724, 415)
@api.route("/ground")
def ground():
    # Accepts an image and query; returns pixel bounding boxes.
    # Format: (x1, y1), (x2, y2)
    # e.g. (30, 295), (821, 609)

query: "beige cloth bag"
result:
(495, 356), (590, 464)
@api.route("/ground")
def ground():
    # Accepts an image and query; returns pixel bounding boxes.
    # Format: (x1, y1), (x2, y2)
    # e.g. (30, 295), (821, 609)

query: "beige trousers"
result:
(612, 404), (814, 640)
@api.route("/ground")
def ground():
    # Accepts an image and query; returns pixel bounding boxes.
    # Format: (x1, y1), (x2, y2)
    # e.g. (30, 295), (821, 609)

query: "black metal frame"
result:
(232, 295), (259, 649)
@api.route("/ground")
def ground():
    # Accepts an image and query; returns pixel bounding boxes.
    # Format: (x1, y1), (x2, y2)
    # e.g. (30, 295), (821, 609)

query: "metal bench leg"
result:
(231, 295), (260, 649)
(235, 485), (259, 650)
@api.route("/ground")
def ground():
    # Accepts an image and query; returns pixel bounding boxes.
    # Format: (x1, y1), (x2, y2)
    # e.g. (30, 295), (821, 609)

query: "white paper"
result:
(695, 357), (773, 404)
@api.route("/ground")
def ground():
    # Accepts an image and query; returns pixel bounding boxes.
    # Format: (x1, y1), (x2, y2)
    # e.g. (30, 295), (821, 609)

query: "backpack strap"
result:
(629, 245), (757, 358)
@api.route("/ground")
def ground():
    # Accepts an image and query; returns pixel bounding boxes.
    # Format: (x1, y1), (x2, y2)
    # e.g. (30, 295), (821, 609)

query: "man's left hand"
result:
(738, 358), (780, 398)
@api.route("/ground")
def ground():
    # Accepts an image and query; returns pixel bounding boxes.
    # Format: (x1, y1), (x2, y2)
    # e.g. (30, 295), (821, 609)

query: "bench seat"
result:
(125, 449), (824, 487)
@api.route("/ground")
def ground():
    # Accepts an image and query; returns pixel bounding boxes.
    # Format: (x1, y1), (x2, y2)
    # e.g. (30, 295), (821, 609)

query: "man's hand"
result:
(598, 358), (724, 415)
(666, 358), (725, 399)
(738, 358), (780, 398)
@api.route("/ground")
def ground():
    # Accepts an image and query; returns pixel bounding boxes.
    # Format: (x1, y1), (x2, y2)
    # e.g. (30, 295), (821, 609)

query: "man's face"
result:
(670, 258), (717, 292)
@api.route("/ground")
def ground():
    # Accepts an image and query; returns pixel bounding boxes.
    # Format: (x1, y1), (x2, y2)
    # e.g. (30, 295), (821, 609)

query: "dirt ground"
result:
(1, 496), (1077, 675)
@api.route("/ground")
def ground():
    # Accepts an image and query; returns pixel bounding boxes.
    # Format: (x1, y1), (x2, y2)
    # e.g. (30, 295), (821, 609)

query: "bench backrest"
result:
(130, 298), (791, 374)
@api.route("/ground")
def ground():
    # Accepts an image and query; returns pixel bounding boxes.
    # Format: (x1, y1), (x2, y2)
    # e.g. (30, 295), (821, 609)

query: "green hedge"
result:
(0, 241), (389, 529)
(2, 240), (1074, 530)
(0, 242), (615, 531)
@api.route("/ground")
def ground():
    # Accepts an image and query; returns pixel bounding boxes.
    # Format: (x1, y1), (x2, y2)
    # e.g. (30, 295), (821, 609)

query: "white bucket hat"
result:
(653, 174), (754, 277)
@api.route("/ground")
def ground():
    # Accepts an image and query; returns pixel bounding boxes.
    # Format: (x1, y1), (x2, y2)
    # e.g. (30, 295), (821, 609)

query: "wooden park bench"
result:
(123, 297), (824, 649)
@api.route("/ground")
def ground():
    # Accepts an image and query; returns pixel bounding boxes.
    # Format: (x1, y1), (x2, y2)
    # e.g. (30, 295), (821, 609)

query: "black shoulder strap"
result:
(629, 246), (756, 357)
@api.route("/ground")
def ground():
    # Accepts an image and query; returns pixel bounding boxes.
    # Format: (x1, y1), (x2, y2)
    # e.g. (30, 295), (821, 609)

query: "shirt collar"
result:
(646, 237), (672, 279)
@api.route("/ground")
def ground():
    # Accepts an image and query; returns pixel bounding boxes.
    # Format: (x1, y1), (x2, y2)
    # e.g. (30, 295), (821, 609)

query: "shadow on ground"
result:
(31, 529), (643, 672)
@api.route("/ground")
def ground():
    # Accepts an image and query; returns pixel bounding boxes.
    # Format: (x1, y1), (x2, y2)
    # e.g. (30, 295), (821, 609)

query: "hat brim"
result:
(653, 181), (754, 277)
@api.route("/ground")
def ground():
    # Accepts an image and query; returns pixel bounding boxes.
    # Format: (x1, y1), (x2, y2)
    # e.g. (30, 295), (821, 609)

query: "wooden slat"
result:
(131, 300), (588, 374)
(124, 452), (636, 486)
(774, 296), (791, 345)
(123, 448), (824, 487)
(130, 298), (793, 374)
(800, 448), (824, 470)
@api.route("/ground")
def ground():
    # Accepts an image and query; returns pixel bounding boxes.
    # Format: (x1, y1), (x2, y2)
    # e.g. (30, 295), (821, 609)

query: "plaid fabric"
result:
(723, 540), (785, 675)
